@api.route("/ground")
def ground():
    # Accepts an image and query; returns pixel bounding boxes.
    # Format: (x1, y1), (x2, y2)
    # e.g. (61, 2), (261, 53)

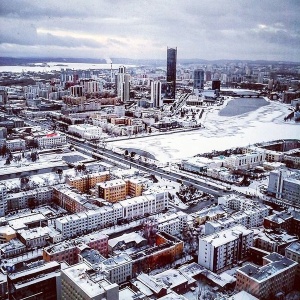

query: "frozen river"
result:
(110, 99), (299, 163)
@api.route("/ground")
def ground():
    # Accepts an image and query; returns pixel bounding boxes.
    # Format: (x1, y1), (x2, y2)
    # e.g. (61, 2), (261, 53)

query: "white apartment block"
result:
(205, 206), (269, 235)
(36, 132), (67, 149)
(218, 194), (264, 211)
(55, 192), (167, 237)
(225, 152), (265, 170)
(7, 187), (53, 212)
(156, 211), (188, 236)
(55, 213), (88, 238)
(68, 124), (102, 140)
(101, 253), (132, 284)
(120, 193), (167, 220)
(198, 225), (254, 273)
(6, 139), (26, 151)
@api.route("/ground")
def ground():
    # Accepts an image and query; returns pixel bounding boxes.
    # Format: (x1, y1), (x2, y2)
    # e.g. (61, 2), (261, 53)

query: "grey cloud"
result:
(0, 0), (299, 61)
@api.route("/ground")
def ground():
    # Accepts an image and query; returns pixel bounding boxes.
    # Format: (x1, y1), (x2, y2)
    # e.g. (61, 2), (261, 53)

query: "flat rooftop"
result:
(238, 254), (297, 282)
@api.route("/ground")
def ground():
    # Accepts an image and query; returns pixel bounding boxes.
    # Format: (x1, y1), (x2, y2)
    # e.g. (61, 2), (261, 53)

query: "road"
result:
(68, 136), (226, 199)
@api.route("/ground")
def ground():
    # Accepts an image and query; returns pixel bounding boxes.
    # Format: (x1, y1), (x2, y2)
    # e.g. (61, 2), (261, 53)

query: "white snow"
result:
(110, 100), (299, 163)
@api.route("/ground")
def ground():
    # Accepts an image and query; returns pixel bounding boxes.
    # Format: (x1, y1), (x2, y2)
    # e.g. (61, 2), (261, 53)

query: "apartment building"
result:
(205, 206), (269, 235)
(156, 211), (188, 236)
(130, 232), (184, 277)
(43, 232), (109, 265)
(6, 187), (53, 212)
(198, 225), (254, 273)
(125, 177), (145, 197)
(0, 184), (7, 217)
(97, 179), (127, 202)
(66, 171), (110, 193)
(7, 261), (61, 300)
(55, 193), (167, 238)
(6, 138), (26, 151)
(285, 242), (300, 281)
(267, 169), (300, 206)
(236, 253), (298, 299)
(120, 194), (166, 220)
(101, 253), (133, 284)
(55, 212), (88, 238)
(61, 262), (119, 300)
(53, 185), (91, 213)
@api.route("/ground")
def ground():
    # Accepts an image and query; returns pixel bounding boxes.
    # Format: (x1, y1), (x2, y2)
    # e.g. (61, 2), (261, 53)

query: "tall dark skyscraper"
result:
(193, 69), (205, 90)
(166, 47), (177, 100)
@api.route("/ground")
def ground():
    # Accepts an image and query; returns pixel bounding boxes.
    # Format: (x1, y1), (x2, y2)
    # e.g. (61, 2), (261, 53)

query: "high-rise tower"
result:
(151, 80), (162, 108)
(116, 66), (130, 102)
(166, 47), (177, 100)
(193, 69), (205, 90)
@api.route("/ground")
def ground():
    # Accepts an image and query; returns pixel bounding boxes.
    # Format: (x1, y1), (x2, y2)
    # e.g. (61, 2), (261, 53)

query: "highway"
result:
(68, 136), (226, 199)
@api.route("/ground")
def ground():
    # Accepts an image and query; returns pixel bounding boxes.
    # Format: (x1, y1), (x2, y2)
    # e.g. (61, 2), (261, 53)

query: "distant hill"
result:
(0, 57), (107, 66)
(0, 56), (298, 67)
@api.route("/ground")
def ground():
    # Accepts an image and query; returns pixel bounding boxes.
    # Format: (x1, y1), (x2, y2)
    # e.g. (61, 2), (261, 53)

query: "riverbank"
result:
(110, 100), (299, 163)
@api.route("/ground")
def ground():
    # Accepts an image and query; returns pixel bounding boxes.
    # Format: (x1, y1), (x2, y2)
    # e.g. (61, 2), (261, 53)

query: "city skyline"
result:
(0, 0), (299, 62)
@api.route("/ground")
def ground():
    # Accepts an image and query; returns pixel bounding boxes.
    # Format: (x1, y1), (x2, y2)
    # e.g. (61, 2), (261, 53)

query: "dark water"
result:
(219, 98), (270, 116)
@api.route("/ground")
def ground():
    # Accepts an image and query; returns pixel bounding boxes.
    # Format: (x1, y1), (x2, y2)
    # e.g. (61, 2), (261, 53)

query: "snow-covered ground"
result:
(110, 99), (299, 163)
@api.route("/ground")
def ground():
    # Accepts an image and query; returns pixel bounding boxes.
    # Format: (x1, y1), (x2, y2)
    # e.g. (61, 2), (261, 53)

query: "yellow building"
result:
(66, 171), (110, 193)
(97, 179), (127, 203)
(0, 225), (16, 244)
(125, 178), (145, 197)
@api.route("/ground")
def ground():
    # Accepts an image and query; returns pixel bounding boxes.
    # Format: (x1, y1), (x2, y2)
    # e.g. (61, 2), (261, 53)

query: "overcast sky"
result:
(0, 0), (299, 62)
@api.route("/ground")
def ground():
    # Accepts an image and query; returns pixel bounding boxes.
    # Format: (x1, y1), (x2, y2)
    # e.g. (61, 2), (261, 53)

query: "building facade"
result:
(236, 253), (298, 299)
(166, 47), (177, 100)
(198, 225), (254, 273)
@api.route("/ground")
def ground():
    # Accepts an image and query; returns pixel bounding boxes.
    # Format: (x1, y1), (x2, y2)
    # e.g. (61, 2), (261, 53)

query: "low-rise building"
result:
(236, 252), (298, 299)
(18, 227), (50, 248)
(0, 238), (26, 259)
(7, 261), (61, 300)
(6, 187), (53, 212)
(68, 124), (102, 140)
(61, 262), (119, 300)
(43, 232), (109, 265)
(36, 132), (67, 149)
(6, 138), (26, 151)
(225, 152), (265, 170)
(66, 171), (110, 193)
(0, 225), (16, 244)
(108, 232), (147, 255)
(285, 241), (300, 283)
(254, 230), (298, 255)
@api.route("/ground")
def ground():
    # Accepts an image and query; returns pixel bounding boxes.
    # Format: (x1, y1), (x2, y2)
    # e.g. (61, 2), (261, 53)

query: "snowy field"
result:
(110, 99), (299, 163)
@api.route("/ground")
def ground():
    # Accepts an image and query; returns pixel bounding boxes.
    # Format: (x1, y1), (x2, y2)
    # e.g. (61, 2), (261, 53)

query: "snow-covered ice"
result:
(110, 99), (299, 163)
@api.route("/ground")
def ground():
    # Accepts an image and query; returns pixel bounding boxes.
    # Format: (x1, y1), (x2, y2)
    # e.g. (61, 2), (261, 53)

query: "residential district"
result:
(0, 50), (299, 300)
